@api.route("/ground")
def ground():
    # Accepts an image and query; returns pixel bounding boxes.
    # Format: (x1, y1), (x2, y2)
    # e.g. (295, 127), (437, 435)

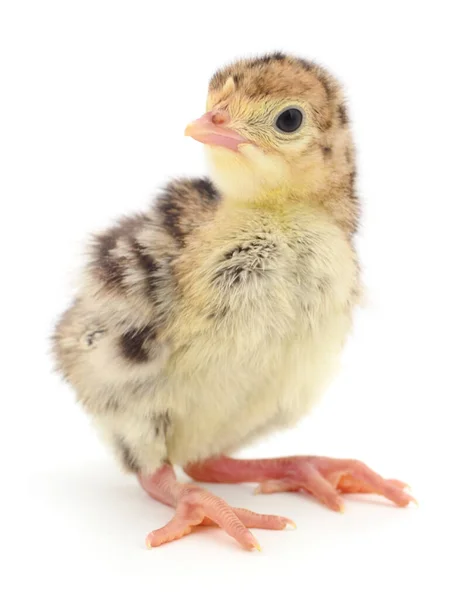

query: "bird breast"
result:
(157, 204), (359, 465)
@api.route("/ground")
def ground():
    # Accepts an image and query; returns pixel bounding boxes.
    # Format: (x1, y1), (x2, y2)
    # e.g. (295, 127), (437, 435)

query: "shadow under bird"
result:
(53, 52), (415, 551)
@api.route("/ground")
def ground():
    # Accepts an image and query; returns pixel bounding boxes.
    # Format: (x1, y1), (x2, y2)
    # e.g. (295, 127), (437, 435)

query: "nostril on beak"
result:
(211, 110), (228, 126)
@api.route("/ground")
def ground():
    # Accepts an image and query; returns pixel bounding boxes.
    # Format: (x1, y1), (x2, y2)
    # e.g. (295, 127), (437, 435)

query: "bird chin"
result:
(206, 145), (291, 201)
(205, 146), (257, 198)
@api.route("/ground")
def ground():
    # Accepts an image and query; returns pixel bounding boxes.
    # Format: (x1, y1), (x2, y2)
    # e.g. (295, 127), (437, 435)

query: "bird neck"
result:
(218, 183), (358, 238)
(219, 185), (303, 211)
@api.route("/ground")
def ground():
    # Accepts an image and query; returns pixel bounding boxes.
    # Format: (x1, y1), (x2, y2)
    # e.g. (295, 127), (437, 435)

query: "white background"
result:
(1, 1), (461, 598)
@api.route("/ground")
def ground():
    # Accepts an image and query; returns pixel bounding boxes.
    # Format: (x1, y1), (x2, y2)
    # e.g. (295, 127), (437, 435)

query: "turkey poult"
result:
(53, 53), (414, 551)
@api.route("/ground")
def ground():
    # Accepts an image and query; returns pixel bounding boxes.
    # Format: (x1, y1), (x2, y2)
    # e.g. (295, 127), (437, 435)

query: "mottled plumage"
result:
(51, 54), (415, 552)
(53, 53), (360, 476)
(50, 55), (416, 553)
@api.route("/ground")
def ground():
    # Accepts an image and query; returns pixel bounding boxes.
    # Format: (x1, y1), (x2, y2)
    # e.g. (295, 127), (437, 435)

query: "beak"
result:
(184, 111), (249, 152)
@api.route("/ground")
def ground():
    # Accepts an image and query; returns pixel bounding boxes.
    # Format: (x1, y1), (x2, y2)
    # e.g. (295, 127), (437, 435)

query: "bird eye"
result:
(275, 108), (304, 133)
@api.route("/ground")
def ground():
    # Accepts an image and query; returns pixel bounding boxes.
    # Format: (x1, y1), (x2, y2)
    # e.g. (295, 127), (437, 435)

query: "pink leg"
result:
(184, 456), (416, 513)
(138, 464), (294, 550)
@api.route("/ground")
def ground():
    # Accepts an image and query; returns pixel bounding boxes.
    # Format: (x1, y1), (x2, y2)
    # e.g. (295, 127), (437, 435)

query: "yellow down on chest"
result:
(172, 202), (356, 352)
(162, 203), (358, 465)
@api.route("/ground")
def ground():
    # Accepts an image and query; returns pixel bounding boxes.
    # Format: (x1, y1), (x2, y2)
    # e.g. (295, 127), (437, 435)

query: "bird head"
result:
(185, 52), (357, 227)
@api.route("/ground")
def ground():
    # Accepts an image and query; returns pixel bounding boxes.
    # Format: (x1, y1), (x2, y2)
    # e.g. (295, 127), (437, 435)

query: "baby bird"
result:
(53, 53), (413, 551)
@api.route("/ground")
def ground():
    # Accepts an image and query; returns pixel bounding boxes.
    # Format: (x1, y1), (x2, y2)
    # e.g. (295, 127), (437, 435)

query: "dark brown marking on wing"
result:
(119, 325), (157, 363)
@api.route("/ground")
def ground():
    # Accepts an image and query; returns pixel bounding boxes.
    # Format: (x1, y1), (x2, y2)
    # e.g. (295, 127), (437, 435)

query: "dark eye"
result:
(275, 108), (304, 133)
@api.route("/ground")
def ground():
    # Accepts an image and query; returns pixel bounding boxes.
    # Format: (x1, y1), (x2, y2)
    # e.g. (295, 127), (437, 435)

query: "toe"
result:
(179, 488), (261, 551)
(257, 465), (344, 512)
(298, 465), (345, 512)
(202, 495), (261, 550)
(146, 514), (196, 548)
(233, 507), (296, 530)
(331, 460), (415, 507)
(387, 479), (411, 490)
(336, 474), (410, 494)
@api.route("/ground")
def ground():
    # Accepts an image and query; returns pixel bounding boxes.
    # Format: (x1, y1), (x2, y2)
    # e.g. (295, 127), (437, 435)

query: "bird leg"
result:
(184, 456), (416, 512)
(138, 464), (294, 550)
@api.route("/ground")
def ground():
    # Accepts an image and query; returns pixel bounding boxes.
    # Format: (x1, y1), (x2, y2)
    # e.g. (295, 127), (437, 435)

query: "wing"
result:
(52, 177), (219, 472)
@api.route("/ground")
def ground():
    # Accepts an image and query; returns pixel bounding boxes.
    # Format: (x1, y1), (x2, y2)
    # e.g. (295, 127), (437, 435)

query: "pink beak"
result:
(184, 111), (249, 152)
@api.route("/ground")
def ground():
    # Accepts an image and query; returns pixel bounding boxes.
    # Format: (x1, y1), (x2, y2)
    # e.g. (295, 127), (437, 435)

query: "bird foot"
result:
(253, 456), (416, 512)
(185, 456), (416, 512)
(139, 466), (294, 550)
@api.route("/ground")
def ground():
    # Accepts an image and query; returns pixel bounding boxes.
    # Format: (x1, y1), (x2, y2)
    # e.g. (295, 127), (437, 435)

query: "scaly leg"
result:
(138, 464), (294, 550)
(184, 456), (416, 512)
